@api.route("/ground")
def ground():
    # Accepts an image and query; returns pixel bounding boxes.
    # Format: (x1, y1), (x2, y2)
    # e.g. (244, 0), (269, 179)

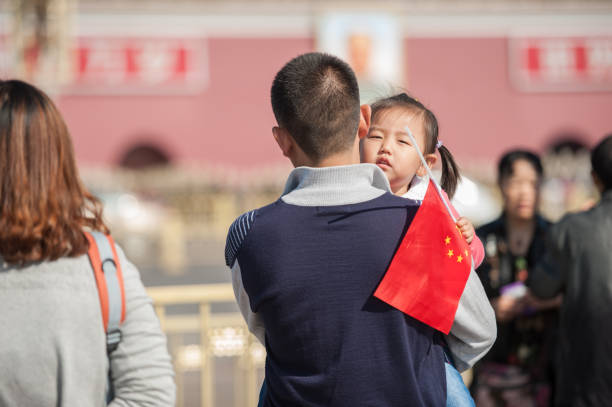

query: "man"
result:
(531, 134), (612, 407)
(225, 52), (495, 406)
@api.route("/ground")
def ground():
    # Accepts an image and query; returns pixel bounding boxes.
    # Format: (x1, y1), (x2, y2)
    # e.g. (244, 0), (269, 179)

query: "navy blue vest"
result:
(227, 193), (446, 407)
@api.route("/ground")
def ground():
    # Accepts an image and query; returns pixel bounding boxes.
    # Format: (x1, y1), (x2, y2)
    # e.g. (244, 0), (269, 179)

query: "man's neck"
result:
(296, 150), (358, 168)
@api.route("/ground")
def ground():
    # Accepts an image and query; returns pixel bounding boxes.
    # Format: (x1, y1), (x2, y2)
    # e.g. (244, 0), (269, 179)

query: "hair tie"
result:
(436, 140), (443, 149)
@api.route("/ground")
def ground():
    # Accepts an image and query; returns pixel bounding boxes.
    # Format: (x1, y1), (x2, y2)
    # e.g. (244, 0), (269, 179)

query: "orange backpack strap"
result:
(86, 231), (126, 353)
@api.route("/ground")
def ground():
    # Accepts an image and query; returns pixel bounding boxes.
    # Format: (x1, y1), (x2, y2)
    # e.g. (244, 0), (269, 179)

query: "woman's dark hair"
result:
(497, 149), (543, 184)
(370, 93), (460, 198)
(0, 79), (109, 265)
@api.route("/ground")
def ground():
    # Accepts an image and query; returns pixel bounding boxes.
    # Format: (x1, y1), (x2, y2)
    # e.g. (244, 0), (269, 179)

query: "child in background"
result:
(360, 93), (485, 407)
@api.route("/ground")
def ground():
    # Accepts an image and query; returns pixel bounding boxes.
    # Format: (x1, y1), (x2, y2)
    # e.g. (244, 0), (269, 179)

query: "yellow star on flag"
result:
(456, 255), (463, 263)
(444, 236), (451, 245)
(447, 249), (454, 257)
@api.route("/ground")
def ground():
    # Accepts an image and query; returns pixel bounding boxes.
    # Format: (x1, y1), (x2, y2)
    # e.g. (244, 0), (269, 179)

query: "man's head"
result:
(271, 52), (366, 166)
(591, 134), (612, 193)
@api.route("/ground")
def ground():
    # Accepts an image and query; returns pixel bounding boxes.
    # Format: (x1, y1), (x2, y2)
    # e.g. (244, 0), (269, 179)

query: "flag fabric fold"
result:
(374, 179), (472, 334)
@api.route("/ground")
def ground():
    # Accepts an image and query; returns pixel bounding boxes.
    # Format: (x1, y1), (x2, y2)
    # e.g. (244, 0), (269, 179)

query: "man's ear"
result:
(416, 153), (437, 177)
(272, 126), (293, 158)
(358, 104), (372, 139)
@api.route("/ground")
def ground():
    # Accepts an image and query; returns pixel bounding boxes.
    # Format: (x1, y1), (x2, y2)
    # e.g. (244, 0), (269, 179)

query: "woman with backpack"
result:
(0, 79), (175, 406)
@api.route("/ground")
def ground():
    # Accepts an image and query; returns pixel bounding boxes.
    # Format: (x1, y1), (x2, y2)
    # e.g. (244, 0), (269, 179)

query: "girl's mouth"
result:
(376, 157), (391, 168)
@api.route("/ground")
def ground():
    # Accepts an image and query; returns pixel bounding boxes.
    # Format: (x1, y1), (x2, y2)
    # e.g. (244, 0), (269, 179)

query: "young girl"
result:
(360, 93), (485, 407)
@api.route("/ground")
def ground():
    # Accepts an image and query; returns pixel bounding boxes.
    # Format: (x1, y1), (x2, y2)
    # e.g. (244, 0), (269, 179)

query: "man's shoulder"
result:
(551, 207), (597, 237)
(225, 210), (257, 268)
(224, 201), (283, 268)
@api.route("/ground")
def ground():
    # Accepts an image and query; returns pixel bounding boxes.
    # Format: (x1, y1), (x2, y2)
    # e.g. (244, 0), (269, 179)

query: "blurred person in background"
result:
(473, 150), (560, 407)
(530, 134), (612, 407)
(0, 80), (175, 407)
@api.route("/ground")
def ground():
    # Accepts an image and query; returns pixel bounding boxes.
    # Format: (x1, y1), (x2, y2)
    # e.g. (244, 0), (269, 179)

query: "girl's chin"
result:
(390, 184), (409, 195)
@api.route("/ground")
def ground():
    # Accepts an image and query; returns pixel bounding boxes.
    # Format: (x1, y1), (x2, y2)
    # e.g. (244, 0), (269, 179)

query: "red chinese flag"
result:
(374, 180), (472, 334)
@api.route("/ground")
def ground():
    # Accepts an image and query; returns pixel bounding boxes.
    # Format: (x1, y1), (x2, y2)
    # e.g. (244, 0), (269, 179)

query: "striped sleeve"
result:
(224, 210), (256, 268)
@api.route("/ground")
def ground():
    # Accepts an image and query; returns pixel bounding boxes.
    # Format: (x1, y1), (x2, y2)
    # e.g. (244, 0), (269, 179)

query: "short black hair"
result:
(591, 134), (612, 191)
(498, 149), (543, 184)
(271, 52), (361, 162)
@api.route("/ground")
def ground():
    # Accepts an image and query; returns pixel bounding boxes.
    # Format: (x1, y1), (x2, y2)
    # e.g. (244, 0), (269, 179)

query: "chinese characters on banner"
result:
(509, 36), (612, 92)
(69, 37), (209, 94)
(0, 35), (209, 94)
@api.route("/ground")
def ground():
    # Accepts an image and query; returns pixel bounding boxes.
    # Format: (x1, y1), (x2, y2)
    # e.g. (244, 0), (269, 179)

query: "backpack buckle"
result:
(107, 329), (122, 353)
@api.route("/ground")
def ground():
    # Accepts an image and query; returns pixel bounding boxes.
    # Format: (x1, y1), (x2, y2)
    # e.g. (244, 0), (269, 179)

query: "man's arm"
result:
(446, 268), (497, 372)
(225, 210), (265, 345)
(231, 261), (265, 345)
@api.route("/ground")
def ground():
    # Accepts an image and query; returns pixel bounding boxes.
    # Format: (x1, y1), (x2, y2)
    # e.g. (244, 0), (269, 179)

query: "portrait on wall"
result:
(317, 13), (404, 103)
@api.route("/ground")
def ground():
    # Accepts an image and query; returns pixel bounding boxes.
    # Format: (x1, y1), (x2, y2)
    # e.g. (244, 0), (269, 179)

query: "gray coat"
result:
(0, 244), (175, 407)
(531, 189), (612, 407)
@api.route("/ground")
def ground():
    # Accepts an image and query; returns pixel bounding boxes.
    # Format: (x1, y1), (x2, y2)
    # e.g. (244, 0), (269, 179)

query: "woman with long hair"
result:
(0, 80), (175, 406)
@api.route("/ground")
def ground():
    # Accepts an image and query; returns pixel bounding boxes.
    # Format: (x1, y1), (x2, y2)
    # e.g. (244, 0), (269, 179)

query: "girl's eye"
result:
(368, 134), (383, 140)
(398, 139), (410, 145)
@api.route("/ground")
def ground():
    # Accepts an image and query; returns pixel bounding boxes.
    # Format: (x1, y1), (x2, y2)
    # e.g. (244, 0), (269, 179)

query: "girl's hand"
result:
(456, 217), (475, 244)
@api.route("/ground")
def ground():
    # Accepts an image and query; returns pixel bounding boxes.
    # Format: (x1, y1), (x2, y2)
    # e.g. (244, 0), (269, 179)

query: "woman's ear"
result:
(358, 104), (372, 140)
(417, 153), (437, 177)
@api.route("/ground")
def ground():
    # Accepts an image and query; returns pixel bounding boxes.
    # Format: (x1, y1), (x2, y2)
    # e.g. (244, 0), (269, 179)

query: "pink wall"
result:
(59, 37), (313, 169)
(406, 37), (612, 163)
(58, 36), (612, 169)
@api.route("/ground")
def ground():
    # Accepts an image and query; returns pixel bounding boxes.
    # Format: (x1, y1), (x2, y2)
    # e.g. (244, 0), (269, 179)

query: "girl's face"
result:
(360, 107), (430, 195)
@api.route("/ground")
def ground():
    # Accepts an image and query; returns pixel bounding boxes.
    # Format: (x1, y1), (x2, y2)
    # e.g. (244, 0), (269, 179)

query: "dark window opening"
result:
(119, 143), (171, 170)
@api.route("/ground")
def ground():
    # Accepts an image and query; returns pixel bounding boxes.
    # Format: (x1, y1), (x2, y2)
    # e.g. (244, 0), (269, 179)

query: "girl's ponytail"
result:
(438, 145), (461, 200)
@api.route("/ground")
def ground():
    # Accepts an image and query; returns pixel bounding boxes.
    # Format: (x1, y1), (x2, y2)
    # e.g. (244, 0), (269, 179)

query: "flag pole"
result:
(405, 126), (457, 223)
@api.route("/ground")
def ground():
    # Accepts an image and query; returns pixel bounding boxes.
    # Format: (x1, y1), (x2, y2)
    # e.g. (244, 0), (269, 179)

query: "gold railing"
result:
(147, 284), (265, 407)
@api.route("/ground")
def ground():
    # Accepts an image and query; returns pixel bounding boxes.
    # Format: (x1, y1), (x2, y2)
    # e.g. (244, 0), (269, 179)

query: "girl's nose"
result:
(379, 140), (392, 155)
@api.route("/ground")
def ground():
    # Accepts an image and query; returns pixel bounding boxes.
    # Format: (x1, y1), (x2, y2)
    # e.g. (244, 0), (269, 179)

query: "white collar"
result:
(281, 164), (391, 206)
(402, 175), (429, 201)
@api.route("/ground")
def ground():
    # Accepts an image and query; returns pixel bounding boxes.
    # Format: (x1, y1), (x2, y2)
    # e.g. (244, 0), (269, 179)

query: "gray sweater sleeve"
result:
(231, 262), (266, 344)
(108, 246), (176, 407)
(446, 268), (497, 372)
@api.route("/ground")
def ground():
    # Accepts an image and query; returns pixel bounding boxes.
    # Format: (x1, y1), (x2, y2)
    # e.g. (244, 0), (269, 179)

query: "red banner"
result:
(509, 36), (612, 92)
(66, 37), (208, 94)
